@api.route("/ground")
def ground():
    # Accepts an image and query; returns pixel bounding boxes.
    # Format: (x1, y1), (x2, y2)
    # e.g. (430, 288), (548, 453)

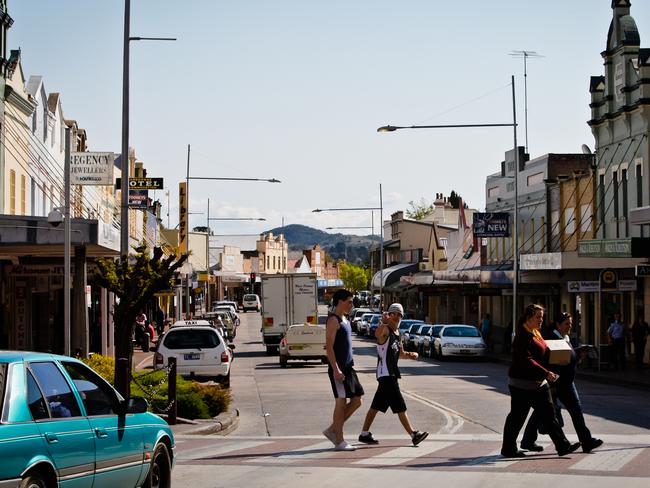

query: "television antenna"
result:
(509, 50), (544, 153)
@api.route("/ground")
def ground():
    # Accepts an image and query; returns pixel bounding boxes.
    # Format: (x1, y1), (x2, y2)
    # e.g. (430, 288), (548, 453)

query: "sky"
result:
(9, 1), (650, 236)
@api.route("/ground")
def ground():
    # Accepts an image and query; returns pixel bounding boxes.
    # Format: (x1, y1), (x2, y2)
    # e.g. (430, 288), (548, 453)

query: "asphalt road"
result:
(171, 311), (650, 487)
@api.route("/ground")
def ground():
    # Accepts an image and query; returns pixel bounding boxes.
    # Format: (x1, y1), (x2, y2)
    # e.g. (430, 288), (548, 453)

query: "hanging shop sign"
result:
(70, 152), (115, 185)
(473, 212), (510, 237)
(116, 177), (164, 190)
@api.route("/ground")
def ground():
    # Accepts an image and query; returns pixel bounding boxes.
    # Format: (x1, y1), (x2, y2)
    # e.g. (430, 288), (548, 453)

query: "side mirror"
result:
(125, 397), (148, 414)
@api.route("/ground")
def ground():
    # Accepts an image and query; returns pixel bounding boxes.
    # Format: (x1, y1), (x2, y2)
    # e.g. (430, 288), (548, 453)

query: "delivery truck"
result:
(260, 273), (318, 354)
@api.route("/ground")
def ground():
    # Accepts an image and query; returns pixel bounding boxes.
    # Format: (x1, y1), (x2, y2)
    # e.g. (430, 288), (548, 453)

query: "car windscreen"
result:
(369, 315), (382, 324)
(443, 327), (480, 337)
(243, 295), (257, 301)
(0, 363), (6, 419)
(164, 329), (220, 349)
(419, 326), (431, 335)
(408, 324), (421, 334)
(432, 326), (444, 336)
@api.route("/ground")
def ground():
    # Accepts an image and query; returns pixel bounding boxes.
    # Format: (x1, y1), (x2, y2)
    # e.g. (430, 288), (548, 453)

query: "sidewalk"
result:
(487, 351), (650, 391)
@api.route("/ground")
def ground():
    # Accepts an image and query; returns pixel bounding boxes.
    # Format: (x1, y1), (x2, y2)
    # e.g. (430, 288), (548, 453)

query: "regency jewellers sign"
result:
(70, 152), (114, 185)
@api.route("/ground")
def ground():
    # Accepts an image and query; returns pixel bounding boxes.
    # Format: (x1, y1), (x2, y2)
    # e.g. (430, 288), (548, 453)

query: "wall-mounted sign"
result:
(578, 238), (650, 258)
(71, 152), (114, 185)
(128, 191), (148, 209)
(636, 264), (650, 277)
(520, 252), (562, 270)
(115, 177), (164, 190)
(567, 281), (600, 293)
(179, 182), (188, 254)
(473, 212), (510, 237)
(600, 268), (618, 291)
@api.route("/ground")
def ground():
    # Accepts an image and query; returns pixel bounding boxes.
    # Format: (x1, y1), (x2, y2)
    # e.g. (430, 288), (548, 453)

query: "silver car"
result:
(432, 325), (487, 359)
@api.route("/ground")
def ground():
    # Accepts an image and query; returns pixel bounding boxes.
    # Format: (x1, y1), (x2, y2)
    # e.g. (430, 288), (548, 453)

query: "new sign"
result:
(70, 152), (114, 185)
(473, 212), (510, 237)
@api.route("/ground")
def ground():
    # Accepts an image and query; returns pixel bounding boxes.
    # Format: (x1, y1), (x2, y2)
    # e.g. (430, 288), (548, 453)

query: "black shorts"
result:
(328, 366), (364, 399)
(370, 376), (407, 414)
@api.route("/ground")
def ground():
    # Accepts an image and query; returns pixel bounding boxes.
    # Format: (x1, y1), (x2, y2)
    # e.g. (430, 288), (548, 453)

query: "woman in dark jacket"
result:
(521, 312), (603, 453)
(501, 304), (581, 458)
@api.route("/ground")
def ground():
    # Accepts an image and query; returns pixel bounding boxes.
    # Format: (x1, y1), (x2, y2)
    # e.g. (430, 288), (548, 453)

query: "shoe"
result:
(520, 442), (544, 452)
(501, 449), (526, 458)
(411, 431), (429, 446)
(358, 432), (379, 445)
(334, 441), (357, 451)
(323, 428), (336, 446)
(557, 442), (581, 457)
(582, 438), (603, 453)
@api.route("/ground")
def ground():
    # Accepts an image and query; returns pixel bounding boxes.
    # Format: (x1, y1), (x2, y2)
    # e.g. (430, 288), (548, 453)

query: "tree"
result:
(339, 262), (369, 291)
(94, 245), (188, 397)
(405, 198), (434, 220)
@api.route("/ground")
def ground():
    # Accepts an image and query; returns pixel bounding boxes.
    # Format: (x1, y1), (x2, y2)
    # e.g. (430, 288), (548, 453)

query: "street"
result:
(171, 312), (650, 487)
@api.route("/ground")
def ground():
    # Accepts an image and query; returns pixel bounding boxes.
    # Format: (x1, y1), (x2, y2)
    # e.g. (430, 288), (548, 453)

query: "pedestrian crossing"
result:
(174, 435), (650, 477)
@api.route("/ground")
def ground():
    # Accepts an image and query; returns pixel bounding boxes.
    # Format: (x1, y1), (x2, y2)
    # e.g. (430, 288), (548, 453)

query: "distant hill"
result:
(265, 224), (379, 263)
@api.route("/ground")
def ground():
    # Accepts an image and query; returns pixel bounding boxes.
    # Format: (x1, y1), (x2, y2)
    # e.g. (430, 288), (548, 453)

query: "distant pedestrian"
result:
(323, 289), (364, 451)
(608, 313), (627, 370)
(155, 306), (166, 336)
(480, 313), (492, 351)
(358, 303), (429, 447)
(501, 303), (580, 458)
(631, 313), (650, 369)
(521, 312), (603, 453)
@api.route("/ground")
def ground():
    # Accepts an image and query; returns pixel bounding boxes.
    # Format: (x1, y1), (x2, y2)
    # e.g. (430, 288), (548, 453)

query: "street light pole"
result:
(377, 75), (519, 327)
(379, 183), (384, 311)
(64, 127), (71, 356)
(120, 0), (131, 260)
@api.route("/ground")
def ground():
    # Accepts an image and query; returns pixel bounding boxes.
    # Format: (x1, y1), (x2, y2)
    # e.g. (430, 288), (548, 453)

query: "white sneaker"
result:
(322, 428), (336, 445)
(334, 441), (357, 451)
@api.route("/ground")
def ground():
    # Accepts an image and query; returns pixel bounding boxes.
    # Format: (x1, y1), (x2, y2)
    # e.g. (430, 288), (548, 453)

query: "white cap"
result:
(387, 303), (404, 316)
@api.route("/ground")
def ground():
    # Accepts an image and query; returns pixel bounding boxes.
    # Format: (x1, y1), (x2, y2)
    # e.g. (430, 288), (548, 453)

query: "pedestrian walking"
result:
(323, 289), (364, 451)
(358, 303), (429, 447)
(608, 313), (627, 370)
(521, 312), (603, 453)
(501, 303), (581, 458)
(631, 313), (650, 369)
(155, 306), (166, 336)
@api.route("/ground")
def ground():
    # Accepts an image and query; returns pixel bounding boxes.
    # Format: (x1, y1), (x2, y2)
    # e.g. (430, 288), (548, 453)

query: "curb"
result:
(169, 409), (240, 436)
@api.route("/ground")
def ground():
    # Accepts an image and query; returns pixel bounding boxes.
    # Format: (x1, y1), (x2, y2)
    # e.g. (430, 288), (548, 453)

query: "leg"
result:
(501, 386), (532, 454)
(397, 411), (414, 436)
(362, 408), (379, 432)
(344, 396), (362, 421)
(521, 409), (541, 447)
(530, 386), (571, 453)
(331, 398), (347, 444)
(556, 383), (592, 444)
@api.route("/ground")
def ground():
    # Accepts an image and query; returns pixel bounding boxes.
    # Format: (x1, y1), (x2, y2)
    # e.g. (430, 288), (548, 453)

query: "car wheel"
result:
(437, 345), (445, 361)
(280, 355), (288, 368)
(20, 473), (47, 488)
(144, 443), (172, 488)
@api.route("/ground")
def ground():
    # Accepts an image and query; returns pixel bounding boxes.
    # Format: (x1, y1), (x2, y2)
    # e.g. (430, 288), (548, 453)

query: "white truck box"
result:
(261, 273), (318, 354)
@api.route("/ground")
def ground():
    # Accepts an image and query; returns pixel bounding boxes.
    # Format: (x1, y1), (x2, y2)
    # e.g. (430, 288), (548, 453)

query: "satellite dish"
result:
(581, 144), (592, 155)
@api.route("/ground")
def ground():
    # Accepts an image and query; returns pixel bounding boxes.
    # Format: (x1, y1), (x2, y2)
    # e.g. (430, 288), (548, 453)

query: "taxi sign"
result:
(171, 320), (212, 328)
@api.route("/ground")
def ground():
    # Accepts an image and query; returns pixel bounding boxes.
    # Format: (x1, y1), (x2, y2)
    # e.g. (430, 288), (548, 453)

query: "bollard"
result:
(168, 357), (177, 425)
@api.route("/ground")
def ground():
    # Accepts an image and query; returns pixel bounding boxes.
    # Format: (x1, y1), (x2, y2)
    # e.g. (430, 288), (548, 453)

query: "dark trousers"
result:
(634, 339), (646, 367)
(612, 338), (626, 369)
(502, 384), (570, 454)
(522, 382), (592, 445)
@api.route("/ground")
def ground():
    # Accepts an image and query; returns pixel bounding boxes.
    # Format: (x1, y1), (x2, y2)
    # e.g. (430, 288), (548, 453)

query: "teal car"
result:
(0, 351), (174, 488)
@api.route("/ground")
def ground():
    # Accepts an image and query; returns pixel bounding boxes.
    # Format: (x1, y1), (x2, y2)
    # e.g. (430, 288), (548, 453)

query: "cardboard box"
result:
(546, 339), (573, 366)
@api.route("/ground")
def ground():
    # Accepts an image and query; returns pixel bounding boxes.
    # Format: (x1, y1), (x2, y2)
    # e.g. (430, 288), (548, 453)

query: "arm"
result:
(325, 317), (344, 381)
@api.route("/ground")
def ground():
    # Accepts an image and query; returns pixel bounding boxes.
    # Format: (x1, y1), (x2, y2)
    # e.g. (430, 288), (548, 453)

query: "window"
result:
(580, 204), (592, 233)
(29, 362), (81, 418)
(443, 327), (480, 338)
(163, 329), (220, 349)
(488, 186), (500, 197)
(599, 174), (606, 236)
(622, 168), (628, 216)
(506, 182), (514, 192)
(20, 175), (26, 215)
(613, 171), (619, 219)
(62, 362), (117, 416)
(637, 162), (643, 207)
(527, 172), (544, 186)
(26, 371), (49, 420)
(9, 170), (15, 214)
(507, 161), (515, 172)
(564, 207), (575, 235)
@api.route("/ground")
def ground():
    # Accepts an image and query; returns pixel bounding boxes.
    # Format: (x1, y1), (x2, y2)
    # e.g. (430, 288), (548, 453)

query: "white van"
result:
(242, 294), (261, 312)
(279, 323), (327, 367)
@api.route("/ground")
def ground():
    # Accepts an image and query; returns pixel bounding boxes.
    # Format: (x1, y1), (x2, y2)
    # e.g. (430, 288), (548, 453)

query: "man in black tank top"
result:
(358, 303), (429, 447)
(323, 289), (364, 451)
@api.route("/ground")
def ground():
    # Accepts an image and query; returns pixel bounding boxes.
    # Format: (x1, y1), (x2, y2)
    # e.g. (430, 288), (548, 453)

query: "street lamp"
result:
(378, 75), (519, 329)
(120, 0), (176, 260)
(312, 184), (384, 310)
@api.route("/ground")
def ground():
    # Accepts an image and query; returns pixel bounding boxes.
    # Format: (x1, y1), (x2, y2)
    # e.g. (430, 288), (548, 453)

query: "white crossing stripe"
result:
(570, 447), (644, 472)
(353, 441), (454, 466)
(250, 441), (338, 463)
(177, 440), (272, 461)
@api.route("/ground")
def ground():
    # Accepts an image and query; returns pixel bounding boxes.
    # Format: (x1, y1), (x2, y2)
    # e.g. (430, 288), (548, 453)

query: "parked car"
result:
(213, 305), (240, 327)
(0, 351), (174, 488)
(213, 300), (239, 311)
(403, 323), (425, 351)
(357, 313), (380, 336)
(212, 310), (237, 340)
(398, 319), (424, 335)
(155, 323), (233, 387)
(349, 307), (374, 332)
(368, 314), (383, 337)
(432, 325), (487, 359)
(420, 324), (444, 357)
(242, 293), (261, 312)
(414, 324), (433, 355)
(279, 323), (328, 367)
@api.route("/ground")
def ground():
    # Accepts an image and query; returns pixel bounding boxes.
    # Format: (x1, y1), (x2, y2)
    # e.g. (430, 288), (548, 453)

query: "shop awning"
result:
(371, 262), (419, 289)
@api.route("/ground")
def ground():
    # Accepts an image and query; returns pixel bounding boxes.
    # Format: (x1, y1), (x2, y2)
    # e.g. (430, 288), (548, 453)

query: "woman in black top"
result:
(521, 312), (603, 453)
